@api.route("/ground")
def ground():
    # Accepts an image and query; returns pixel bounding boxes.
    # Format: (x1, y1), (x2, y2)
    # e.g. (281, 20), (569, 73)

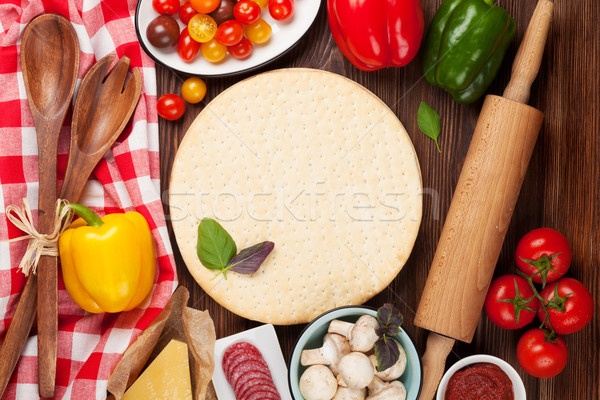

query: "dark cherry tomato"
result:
(146, 15), (180, 48)
(177, 28), (201, 63)
(228, 37), (253, 60)
(157, 94), (185, 121)
(484, 275), (540, 330)
(190, 0), (220, 13)
(215, 20), (244, 46)
(268, 0), (294, 21)
(515, 228), (572, 286)
(209, 0), (236, 25)
(179, 1), (199, 24)
(517, 328), (568, 378)
(152, 0), (180, 15)
(538, 277), (594, 335)
(233, 0), (261, 25)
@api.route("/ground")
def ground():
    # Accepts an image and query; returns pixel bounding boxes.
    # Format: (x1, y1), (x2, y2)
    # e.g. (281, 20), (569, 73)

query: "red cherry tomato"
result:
(157, 94), (185, 121)
(517, 328), (568, 378)
(228, 37), (253, 60)
(179, 1), (199, 24)
(152, 0), (180, 15)
(233, 0), (261, 25)
(484, 275), (540, 330)
(177, 28), (201, 63)
(146, 15), (180, 48)
(515, 228), (572, 286)
(215, 20), (244, 46)
(268, 0), (294, 21)
(190, 0), (220, 14)
(537, 277), (594, 335)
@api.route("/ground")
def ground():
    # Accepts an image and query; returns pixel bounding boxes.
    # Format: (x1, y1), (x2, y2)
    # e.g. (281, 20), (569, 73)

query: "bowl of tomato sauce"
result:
(437, 355), (526, 400)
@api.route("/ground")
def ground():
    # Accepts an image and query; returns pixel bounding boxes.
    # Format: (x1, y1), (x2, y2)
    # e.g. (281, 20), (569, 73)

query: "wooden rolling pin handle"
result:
(503, 0), (555, 103)
(418, 333), (455, 400)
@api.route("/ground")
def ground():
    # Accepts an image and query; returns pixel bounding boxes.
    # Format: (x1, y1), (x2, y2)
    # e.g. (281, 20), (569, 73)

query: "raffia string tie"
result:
(5, 198), (74, 276)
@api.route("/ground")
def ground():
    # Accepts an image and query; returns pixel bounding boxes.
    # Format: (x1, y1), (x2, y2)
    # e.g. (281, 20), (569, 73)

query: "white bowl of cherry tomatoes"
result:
(135, 0), (322, 76)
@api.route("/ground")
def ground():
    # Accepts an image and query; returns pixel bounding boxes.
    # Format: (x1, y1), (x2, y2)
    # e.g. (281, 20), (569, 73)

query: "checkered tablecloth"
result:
(0, 0), (178, 398)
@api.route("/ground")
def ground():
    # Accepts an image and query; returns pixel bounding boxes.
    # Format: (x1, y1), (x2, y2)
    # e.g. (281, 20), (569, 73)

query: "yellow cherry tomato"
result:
(188, 14), (217, 43)
(181, 77), (207, 104)
(253, 0), (268, 8)
(200, 39), (228, 62)
(245, 18), (271, 44)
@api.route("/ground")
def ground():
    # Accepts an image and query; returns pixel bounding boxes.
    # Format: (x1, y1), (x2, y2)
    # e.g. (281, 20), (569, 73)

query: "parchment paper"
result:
(107, 286), (217, 400)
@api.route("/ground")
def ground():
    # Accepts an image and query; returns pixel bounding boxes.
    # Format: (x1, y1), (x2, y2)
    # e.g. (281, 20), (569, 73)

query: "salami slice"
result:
(223, 344), (263, 375)
(240, 383), (280, 400)
(236, 378), (275, 398)
(233, 370), (272, 395)
(230, 360), (271, 388)
(244, 390), (281, 400)
(225, 349), (269, 380)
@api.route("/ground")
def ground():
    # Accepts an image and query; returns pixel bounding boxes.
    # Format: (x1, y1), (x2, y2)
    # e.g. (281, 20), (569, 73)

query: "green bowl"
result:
(288, 306), (422, 399)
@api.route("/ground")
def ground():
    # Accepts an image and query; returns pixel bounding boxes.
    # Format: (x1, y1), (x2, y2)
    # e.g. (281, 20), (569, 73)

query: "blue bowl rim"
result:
(287, 305), (423, 399)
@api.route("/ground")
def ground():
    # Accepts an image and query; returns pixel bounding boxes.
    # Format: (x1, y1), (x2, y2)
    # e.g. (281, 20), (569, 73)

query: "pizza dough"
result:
(169, 69), (422, 324)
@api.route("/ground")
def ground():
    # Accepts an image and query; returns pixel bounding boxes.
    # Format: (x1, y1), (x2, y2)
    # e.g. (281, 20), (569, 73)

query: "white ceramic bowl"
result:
(437, 354), (526, 400)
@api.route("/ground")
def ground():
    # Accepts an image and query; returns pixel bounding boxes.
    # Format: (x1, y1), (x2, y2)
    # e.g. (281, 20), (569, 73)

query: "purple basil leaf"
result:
(374, 335), (400, 372)
(376, 303), (403, 330)
(376, 325), (401, 337)
(227, 241), (274, 275)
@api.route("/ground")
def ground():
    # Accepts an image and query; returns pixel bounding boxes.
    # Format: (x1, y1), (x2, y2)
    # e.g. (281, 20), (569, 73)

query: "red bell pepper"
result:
(327, 0), (424, 71)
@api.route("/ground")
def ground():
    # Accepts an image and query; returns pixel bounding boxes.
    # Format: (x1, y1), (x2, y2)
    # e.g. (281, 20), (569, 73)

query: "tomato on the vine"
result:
(181, 77), (207, 104)
(228, 37), (253, 60)
(177, 28), (201, 63)
(215, 20), (244, 46)
(244, 18), (271, 44)
(234, 0), (261, 25)
(152, 0), (180, 15)
(484, 275), (540, 330)
(190, 0), (221, 14)
(200, 38), (228, 62)
(179, 1), (199, 24)
(188, 14), (218, 43)
(538, 277), (594, 335)
(517, 328), (568, 378)
(515, 228), (572, 286)
(268, 0), (294, 21)
(157, 94), (185, 121)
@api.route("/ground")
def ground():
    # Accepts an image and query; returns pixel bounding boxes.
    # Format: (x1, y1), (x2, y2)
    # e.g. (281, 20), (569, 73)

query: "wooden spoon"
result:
(0, 14), (79, 398)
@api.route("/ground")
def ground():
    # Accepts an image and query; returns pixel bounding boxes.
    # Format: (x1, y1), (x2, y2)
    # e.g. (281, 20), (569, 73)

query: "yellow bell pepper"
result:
(58, 203), (156, 313)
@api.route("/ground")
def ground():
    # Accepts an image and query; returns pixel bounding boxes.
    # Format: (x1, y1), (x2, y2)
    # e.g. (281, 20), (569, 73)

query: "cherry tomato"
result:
(152, 0), (180, 15)
(234, 0), (261, 25)
(181, 77), (207, 104)
(517, 328), (568, 378)
(537, 277), (594, 335)
(146, 15), (180, 48)
(484, 275), (540, 330)
(209, 0), (236, 25)
(244, 18), (271, 44)
(157, 94), (185, 121)
(200, 38), (228, 62)
(188, 14), (218, 43)
(177, 28), (201, 63)
(228, 37), (253, 60)
(190, 0), (220, 13)
(515, 228), (572, 286)
(179, 1), (199, 24)
(268, 0), (294, 21)
(252, 0), (268, 8)
(215, 20), (244, 46)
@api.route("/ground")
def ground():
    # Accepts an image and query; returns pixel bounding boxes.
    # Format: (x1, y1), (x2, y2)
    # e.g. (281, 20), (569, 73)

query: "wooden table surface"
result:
(156, 1), (599, 398)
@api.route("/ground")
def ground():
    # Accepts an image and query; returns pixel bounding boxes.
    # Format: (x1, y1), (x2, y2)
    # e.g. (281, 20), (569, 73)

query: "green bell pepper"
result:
(423, 0), (516, 104)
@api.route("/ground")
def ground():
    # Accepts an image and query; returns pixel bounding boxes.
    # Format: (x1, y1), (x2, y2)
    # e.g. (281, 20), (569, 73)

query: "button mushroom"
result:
(337, 352), (375, 390)
(333, 386), (367, 400)
(328, 315), (380, 353)
(366, 376), (406, 400)
(368, 338), (407, 381)
(299, 365), (338, 400)
(301, 333), (351, 375)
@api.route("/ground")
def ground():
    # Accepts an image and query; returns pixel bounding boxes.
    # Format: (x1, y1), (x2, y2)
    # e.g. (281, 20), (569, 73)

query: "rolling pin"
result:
(414, 1), (554, 398)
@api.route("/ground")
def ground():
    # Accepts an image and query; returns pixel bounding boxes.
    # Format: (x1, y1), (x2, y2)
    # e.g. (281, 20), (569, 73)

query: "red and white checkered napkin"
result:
(0, 0), (178, 398)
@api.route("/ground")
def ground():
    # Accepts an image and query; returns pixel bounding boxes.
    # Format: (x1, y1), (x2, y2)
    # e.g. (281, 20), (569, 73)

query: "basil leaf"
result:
(374, 336), (401, 372)
(196, 218), (237, 273)
(227, 241), (274, 275)
(417, 101), (442, 153)
(377, 303), (403, 331)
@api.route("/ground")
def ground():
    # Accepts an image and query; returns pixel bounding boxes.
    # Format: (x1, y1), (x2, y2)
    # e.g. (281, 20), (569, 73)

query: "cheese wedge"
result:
(122, 339), (193, 400)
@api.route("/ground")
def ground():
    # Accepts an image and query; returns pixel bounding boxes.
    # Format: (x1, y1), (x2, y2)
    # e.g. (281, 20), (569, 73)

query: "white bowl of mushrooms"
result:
(288, 306), (422, 400)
